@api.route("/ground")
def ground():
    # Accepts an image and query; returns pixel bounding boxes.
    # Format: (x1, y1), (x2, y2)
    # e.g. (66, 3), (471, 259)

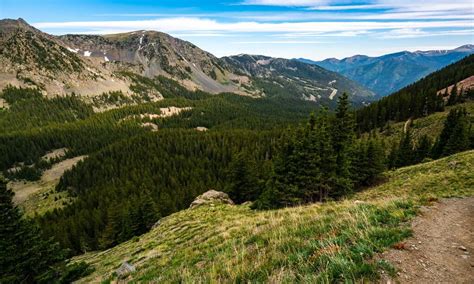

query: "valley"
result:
(0, 9), (473, 284)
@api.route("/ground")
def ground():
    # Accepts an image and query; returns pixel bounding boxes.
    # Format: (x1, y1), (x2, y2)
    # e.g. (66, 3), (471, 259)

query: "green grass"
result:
(376, 101), (474, 144)
(73, 150), (474, 283)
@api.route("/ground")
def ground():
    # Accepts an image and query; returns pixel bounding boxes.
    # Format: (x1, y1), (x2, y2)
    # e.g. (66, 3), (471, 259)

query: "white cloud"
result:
(241, 0), (329, 6)
(378, 28), (474, 38)
(232, 40), (329, 44)
(34, 18), (472, 35)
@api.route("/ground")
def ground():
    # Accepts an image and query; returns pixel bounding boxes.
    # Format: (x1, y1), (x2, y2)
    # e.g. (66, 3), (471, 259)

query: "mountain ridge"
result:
(0, 18), (375, 105)
(298, 45), (474, 96)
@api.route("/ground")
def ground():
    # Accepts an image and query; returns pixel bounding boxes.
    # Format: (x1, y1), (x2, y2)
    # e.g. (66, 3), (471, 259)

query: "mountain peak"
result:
(0, 18), (35, 33)
(454, 44), (474, 52)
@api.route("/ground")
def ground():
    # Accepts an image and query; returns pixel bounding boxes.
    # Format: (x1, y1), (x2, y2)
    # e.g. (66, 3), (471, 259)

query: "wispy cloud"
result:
(378, 28), (474, 38)
(34, 18), (472, 34)
(241, 0), (329, 6)
(232, 40), (329, 44)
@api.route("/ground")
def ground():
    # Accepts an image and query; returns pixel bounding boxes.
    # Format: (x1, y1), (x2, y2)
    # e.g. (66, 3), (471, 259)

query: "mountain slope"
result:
(0, 18), (374, 105)
(222, 54), (375, 105)
(73, 150), (474, 282)
(0, 18), (132, 96)
(356, 54), (474, 131)
(300, 45), (474, 96)
(59, 32), (254, 95)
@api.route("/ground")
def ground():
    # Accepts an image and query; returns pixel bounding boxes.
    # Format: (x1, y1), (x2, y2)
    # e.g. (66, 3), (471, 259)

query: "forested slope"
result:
(356, 54), (474, 132)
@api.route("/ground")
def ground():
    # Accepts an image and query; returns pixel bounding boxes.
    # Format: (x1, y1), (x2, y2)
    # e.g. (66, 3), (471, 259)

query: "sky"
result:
(1, 0), (473, 60)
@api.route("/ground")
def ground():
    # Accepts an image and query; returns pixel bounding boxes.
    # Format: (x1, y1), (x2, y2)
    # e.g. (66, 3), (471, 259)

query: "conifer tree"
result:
(396, 130), (414, 168)
(414, 135), (432, 163)
(332, 92), (355, 197)
(314, 109), (337, 201)
(0, 178), (65, 282)
(432, 107), (470, 158)
(446, 84), (458, 106)
(227, 152), (260, 203)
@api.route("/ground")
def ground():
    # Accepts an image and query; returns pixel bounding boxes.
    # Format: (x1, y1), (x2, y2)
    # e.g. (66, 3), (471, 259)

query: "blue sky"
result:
(1, 0), (473, 60)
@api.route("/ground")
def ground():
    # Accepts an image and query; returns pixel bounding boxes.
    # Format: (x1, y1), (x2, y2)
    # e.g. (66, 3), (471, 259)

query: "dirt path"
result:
(380, 197), (474, 283)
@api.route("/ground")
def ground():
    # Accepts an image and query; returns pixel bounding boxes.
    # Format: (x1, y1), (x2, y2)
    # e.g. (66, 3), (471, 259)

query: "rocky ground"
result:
(380, 197), (474, 283)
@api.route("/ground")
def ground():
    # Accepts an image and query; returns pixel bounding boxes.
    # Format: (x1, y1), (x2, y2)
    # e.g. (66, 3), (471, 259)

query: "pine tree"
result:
(446, 84), (458, 106)
(0, 178), (65, 282)
(443, 109), (470, 156)
(314, 108), (336, 201)
(365, 138), (385, 185)
(414, 135), (432, 163)
(432, 107), (471, 158)
(332, 92), (355, 197)
(396, 130), (414, 168)
(227, 152), (260, 203)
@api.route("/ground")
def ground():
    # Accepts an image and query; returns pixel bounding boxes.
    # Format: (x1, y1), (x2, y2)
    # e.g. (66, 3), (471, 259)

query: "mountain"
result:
(0, 18), (374, 105)
(58, 32), (253, 96)
(0, 18), (132, 96)
(222, 54), (375, 105)
(356, 54), (474, 132)
(299, 45), (474, 96)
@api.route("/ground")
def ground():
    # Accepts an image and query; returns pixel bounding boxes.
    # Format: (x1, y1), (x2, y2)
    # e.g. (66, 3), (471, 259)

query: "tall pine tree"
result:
(332, 92), (355, 197)
(0, 178), (65, 282)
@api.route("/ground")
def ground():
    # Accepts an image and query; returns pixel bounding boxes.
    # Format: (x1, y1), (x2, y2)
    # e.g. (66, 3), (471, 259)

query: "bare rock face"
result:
(189, 190), (234, 208)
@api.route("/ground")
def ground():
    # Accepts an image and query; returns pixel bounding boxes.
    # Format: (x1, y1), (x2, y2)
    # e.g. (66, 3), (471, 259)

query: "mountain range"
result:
(0, 18), (374, 106)
(299, 45), (474, 96)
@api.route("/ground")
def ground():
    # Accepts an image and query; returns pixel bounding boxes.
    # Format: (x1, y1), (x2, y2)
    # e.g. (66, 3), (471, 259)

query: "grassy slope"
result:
(375, 101), (474, 144)
(74, 150), (474, 283)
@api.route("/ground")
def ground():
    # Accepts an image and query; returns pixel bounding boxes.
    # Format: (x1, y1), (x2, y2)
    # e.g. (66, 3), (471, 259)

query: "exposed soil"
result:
(380, 197), (474, 283)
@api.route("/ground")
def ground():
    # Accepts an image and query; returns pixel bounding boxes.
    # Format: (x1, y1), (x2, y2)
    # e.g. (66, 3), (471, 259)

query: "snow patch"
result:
(329, 89), (338, 100)
(84, 51), (92, 57)
(256, 59), (272, 65)
(67, 47), (79, 53)
(328, 80), (336, 85)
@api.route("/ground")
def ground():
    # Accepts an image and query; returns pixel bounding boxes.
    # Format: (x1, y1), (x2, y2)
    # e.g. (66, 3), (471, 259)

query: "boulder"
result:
(116, 261), (135, 278)
(189, 190), (234, 208)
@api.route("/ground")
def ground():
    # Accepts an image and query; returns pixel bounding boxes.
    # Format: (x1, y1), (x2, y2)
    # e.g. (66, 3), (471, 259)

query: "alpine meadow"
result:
(1, 1), (473, 283)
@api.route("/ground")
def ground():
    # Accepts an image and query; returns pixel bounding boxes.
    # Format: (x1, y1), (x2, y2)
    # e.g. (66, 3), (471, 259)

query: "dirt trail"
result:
(380, 197), (474, 283)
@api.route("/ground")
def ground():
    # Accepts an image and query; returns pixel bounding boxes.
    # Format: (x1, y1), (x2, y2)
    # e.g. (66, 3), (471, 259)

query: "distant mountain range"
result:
(298, 45), (474, 96)
(0, 18), (374, 105)
(222, 54), (374, 104)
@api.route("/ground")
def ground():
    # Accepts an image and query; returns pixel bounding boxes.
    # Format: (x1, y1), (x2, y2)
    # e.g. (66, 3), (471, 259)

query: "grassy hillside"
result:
(372, 101), (474, 145)
(74, 150), (474, 283)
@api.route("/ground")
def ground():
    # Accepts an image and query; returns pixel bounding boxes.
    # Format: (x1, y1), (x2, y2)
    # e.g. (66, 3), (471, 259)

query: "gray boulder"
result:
(116, 261), (135, 278)
(189, 190), (234, 208)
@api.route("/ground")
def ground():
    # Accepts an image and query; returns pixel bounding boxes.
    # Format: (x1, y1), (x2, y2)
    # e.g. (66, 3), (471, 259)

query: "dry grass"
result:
(9, 156), (86, 216)
(73, 150), (474, 283)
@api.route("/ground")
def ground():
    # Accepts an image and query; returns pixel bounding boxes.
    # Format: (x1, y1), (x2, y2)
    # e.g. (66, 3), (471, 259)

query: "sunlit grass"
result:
(74, 150), (474, 283)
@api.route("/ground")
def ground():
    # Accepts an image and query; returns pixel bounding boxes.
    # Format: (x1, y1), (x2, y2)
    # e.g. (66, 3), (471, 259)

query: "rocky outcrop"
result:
(189, 190), (234, 208)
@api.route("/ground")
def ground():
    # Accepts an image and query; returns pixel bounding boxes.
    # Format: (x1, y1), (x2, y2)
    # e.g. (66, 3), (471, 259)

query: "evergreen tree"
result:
(396, 130), (414, 168)
(332, 92), (355, 197)
(443, 110), (470, 156)
(364, 138), (385, 185)
(314, 109), (336, 201)
(414, 135), (432, 163)
(446, 84), (458, 106)
(432, 107), (471, 158)
(226, 152), (260, 203)
(0, 178), (65, 283)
